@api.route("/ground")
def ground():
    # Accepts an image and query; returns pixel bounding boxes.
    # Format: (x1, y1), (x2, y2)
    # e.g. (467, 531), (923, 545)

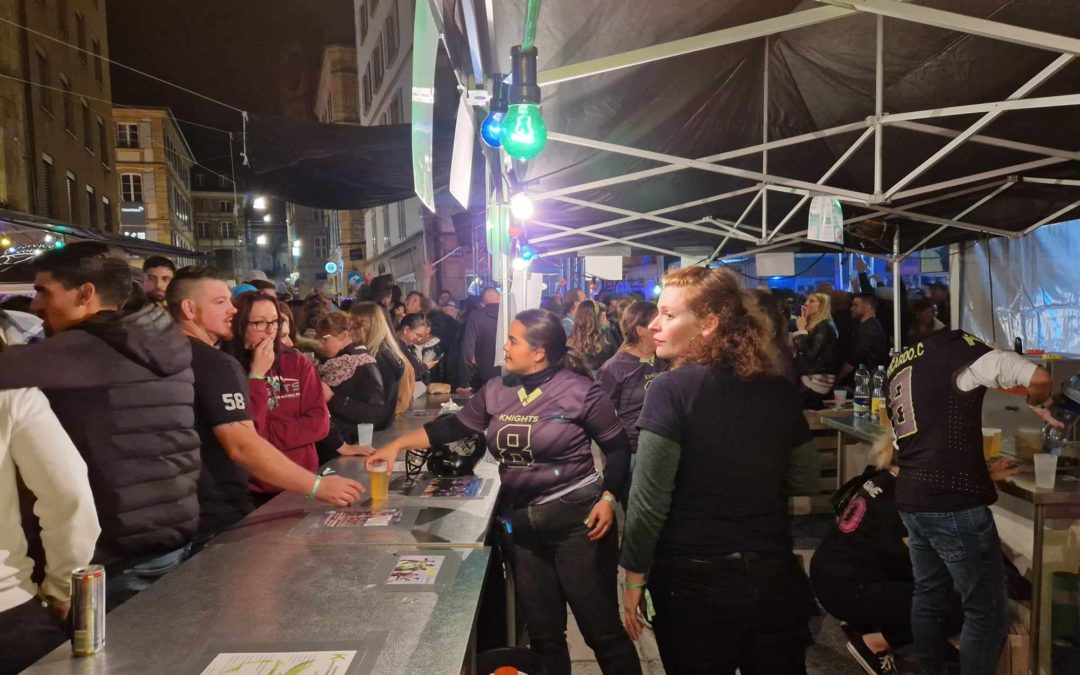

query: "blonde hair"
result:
(661, 267), (779, 379)
(805, 292), (833, 331)
(349, 301), (416, 413)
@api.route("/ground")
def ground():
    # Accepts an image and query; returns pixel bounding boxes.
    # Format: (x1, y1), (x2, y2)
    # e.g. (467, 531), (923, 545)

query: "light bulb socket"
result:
(490, 73), (509, 114)
(509, 46), (541, 105)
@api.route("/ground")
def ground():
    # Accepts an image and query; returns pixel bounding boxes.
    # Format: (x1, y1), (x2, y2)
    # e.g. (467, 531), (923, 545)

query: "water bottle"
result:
(853, 364), (871, 420)
(871, 366), (887, 423)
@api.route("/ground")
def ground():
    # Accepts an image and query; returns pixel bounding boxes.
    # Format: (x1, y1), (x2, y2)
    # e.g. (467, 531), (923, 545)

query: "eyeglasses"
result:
(248, 319), (282, 332)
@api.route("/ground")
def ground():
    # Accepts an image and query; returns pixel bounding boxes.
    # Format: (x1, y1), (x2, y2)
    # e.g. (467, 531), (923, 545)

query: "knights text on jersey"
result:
(886, 330), (994, 512)
(455, 369), (622, 504)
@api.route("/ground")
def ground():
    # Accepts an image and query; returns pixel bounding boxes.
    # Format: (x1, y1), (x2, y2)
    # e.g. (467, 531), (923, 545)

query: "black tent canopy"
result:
(429, 0), (1080, 260)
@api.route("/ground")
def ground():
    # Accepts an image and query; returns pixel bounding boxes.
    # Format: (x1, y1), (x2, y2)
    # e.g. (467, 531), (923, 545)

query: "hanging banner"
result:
(808, 195), (844, 245)
(411, 0), (439, 211)
(449, 93), (475, 208)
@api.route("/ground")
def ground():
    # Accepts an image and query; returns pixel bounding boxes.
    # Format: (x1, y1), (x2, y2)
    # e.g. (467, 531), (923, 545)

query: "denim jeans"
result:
(105, 544), (191, 611)
(649, 551), (811, 674)
(899, 507), (1008, 675)
(500, 481), (642, 675)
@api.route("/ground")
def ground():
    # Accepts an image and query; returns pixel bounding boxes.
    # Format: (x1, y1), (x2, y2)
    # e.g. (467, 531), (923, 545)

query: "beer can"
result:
(71, 565), (106, 655)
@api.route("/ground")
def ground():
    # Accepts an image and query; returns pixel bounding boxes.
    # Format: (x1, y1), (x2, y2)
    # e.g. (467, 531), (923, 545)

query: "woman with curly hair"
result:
(620, 266), (813, 674)
(567, 300), (617, 372)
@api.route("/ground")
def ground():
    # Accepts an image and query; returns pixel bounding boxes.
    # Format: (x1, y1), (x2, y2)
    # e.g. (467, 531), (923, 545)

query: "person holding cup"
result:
(364, 309), (639, 675)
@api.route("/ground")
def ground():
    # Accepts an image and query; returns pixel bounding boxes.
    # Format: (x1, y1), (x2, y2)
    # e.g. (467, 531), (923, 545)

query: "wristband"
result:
(249, 373), (266, 381)
(623, 580), (646, 590)
(600, 493), (616, 505)
(307, 475), (323, 501)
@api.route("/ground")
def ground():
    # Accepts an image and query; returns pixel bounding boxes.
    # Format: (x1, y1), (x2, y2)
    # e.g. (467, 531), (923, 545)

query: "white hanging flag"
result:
(449, 93), (475, 208)
(808, 195), (844, 245)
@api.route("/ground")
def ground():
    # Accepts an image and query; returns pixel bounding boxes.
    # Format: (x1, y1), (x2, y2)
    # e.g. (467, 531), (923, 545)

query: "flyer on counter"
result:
(420, 476), (485, 498)
(386, 554), (444, 585)
(200, 650), (356, 674)
(319, 508), (404, 528)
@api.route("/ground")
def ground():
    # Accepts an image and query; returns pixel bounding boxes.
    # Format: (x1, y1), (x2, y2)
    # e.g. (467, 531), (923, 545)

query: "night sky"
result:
(106, 0), (355, 166)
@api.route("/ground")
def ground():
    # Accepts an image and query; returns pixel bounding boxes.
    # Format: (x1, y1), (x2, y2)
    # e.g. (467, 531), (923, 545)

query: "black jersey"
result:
(887, 330), (993, 512)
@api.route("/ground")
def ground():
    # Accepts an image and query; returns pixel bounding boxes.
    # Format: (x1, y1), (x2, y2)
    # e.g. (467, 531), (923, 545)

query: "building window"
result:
(362, 68), (372, 112)
(219, 200), (233, 213)
(120, 173), (142, 202)
(41, 156), (56, 218)
(97, 119), (108, 167)
(57, 0), (69, 39)
(85, 186), (97, 228)
(218, 174), (229, 188)
(92, 40), (103, 83)
(359, 1), (369, 39)
(75, 13), (87, 63)
(382, 206), (390, 246)
(398, 202), (406, 239)
(370, 0), (379, 14)
(102, 197), (112, 229)
(196, 222), (212, 238)
(116, 122), (138, 148)
(82, 102), (93, 153)
(66, 173), (79, 224)
(373, 37), (384, 91)
(314, 235), (328, 260)
(36, 51), (52, 113)
(61, 75), (74, 134)
(385, 10), (400, 62)
(220, 222), (235, 239)
(194, 173), (205, 189)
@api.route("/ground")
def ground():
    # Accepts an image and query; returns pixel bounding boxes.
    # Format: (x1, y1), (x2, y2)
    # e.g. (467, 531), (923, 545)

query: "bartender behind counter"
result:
(365, 308), (640, 675)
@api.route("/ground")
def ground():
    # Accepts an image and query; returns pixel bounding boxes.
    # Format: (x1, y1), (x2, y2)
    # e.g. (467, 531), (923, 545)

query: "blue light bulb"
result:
(519, 245), (536, 261)
(480, 111), (504, 148)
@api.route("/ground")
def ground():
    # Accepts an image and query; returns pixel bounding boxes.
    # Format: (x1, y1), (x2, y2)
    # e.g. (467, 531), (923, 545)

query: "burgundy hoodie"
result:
(246, 349), (330, 494)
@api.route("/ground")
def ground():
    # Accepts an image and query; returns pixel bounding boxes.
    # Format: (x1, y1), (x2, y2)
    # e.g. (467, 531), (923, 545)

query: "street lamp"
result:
(256, 234), (268, 246)
(263, 214), (272, 223)
(252, 196), (267, 211)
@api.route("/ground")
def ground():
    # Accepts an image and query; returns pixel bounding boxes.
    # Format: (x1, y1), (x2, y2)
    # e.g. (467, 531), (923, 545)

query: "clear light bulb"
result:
(510, 193), (534, 221)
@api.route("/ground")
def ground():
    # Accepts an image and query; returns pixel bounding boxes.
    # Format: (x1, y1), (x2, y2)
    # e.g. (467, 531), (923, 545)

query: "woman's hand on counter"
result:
(989, 457), (1020, 483)
(338, 443), (373, 457)
(315, 475), (365, 506)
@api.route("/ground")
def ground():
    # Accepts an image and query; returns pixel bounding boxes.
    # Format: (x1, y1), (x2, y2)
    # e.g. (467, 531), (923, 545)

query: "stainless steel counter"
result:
(30, 544), (491, 674)
(31, 394), (503, 674)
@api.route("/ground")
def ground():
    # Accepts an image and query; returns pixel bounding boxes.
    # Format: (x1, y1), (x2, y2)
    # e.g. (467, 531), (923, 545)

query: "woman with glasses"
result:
(224, 292), (330, 504)
(397, 313), (439, 385)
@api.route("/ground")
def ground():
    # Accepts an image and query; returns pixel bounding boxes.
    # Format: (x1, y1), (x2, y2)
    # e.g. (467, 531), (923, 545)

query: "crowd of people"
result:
(0, 243), (1064, 675)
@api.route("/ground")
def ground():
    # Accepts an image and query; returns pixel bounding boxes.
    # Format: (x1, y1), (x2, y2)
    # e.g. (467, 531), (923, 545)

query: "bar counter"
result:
(30, 394), (503, 674)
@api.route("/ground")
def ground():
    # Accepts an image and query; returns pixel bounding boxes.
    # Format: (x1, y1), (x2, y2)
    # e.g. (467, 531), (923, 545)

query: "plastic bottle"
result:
(871, 365), (887, 423)
(853, 364), (871, 420)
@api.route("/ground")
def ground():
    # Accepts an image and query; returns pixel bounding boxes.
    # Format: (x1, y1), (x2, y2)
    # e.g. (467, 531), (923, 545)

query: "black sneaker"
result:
(841, 623), (898, 675)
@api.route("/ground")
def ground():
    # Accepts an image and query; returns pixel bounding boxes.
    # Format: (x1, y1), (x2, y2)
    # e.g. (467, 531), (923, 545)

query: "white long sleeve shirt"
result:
(956, 349), (1039, 393)
(0, 388), (99, 613)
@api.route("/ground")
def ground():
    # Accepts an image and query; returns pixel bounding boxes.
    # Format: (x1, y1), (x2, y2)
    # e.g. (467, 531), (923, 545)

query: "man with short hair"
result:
(166, 267), (363, 541)
(142, 256), (176, 308)
(461, 287), (501, 388)
(0, 242), (200, 609)
(839, 293), (889, 381)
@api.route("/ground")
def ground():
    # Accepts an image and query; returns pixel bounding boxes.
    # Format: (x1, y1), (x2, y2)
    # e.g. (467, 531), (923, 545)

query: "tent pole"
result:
(879, 93), (1080, 124)
(888, 121), (1080, 161)
(762, 37), (770, 240)
(892, 229), (901, 353)
(1022, 199), (1080, 236)
(884, 54), (1074, 199)
(890, 157), (1065, 201)
(551, 195), (759, 241)
(874, 14), (883, 200)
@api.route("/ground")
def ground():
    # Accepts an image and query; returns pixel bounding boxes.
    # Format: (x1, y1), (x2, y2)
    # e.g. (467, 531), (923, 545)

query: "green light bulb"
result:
(499, 103), (547, 160)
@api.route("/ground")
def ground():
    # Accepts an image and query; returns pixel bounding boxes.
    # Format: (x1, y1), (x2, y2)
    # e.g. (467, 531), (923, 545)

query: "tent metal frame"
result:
(473, 4), (1080, 672)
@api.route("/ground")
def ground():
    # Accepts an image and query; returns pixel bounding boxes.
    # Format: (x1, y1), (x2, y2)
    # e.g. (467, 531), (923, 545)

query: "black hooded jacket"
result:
(462, 303), (501, 386)
(0, 305), (200, 565)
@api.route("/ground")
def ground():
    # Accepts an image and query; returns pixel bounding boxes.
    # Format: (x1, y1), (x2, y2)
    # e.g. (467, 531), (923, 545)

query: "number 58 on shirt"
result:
(222, 393), (247, 411)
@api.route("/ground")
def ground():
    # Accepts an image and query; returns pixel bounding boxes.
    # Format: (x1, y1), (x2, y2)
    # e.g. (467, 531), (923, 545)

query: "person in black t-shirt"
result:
(166, 268), (363, 541)
(620, 266), (813, 675)
(811, 440), (962, 675)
